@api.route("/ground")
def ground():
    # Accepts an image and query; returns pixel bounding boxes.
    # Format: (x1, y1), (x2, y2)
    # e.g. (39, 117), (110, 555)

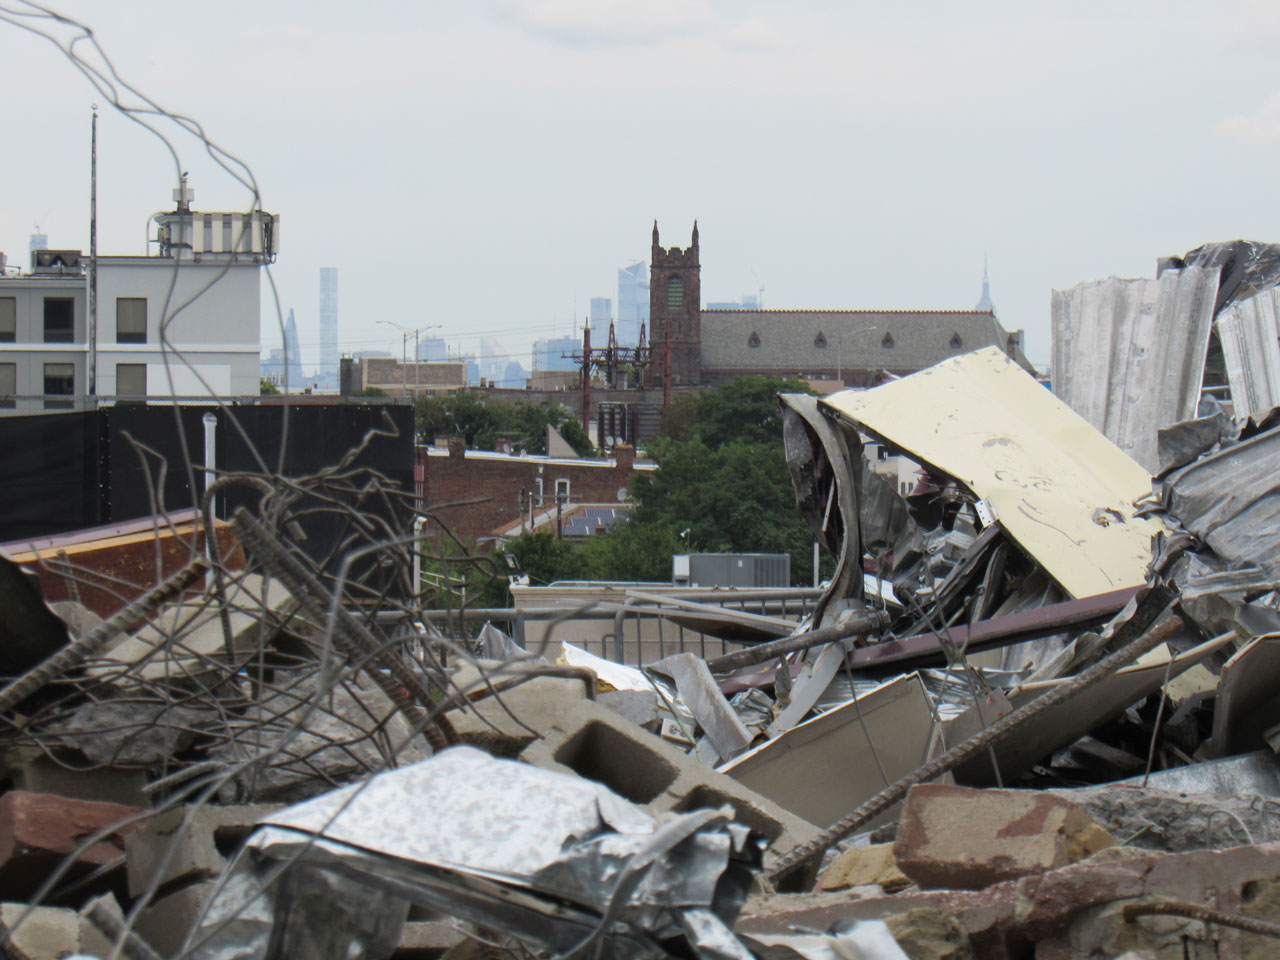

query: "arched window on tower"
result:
(667, 276), (684, 312)
(881, 331), (895, 348)
(748, 331), (761, 348)
(950, 332), (963, 349)
(814, 331), (827, 348)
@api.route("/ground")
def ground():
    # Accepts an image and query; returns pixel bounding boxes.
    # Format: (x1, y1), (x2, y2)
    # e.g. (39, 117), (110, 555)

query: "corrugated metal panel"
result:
(1164, 423), (1280, 578)
(1216, 286), (1280, 421)
(1051, 266), (1218, 473)
(822, 347), (1159, 599)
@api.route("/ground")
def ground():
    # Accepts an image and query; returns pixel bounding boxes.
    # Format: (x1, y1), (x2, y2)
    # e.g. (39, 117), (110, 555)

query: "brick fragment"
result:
(893, 784), (1114, 891)
(0, 791), (141, 900)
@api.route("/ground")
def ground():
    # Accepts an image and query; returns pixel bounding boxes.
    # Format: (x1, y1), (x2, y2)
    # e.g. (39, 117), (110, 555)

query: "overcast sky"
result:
(5, 0), (1280, 371)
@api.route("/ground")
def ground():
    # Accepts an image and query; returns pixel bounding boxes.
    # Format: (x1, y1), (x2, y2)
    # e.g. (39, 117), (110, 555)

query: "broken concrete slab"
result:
(597, 689), (661, 732)
(86, 573), (298, 683)
(207, 670), (429, 802)
(518, 698), (823, 887)
(893, 783), (1114, 890)
(722, 673), (945, 831)
(125, 802), (279, 898)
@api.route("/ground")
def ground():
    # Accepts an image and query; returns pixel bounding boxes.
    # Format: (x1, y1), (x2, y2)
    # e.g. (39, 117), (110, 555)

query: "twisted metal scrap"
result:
(767, 586), (1182, 882)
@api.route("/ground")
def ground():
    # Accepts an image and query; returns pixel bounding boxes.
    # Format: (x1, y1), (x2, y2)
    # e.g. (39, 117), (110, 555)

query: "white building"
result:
(0, 189), (278, 414)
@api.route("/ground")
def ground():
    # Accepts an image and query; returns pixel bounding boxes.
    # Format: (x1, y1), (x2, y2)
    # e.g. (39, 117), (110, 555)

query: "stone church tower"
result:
(649, 221), (702, 386)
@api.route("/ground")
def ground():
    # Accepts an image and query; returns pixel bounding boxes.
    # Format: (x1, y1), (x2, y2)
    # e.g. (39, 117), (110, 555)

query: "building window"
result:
(43, 362), (74, 409)
(814, 331), (827, 348)
(748, 331), (761, 348)
(0, 298), (14, 342)
(555, 478), (571, 503)
(0, 363), (14, 409)
(116, 298), (147, 343)
(116, 363), (147, 401)
(950, 332), (963, 349)
(667, 276), (684, 312)
(881, 331), (894, 349)
(43, 298), (74, 343)
(535, 477), (544, 507)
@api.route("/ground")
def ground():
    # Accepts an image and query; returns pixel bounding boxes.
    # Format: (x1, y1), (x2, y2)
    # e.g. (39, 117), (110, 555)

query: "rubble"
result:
(9, 248), (1280, 958)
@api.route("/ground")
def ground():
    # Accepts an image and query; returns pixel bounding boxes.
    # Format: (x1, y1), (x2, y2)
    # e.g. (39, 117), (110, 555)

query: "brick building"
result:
(648, 221), (1035, 389)
(417, 440), (655, 546)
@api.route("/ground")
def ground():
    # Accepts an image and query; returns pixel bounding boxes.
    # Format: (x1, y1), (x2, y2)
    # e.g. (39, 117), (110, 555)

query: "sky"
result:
(5, 1), (1280, 372)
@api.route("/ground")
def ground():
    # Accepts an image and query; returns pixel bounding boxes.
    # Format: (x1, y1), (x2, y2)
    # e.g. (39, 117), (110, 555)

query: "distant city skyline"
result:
(12, 2), (1279, 373)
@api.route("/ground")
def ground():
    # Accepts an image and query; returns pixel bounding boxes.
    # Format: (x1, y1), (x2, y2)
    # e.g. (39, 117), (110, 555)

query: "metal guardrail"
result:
(380, 587), (824, 666)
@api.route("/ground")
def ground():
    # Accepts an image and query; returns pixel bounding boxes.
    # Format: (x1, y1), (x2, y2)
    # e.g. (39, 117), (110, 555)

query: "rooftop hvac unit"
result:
(32, 249), (83, 272)
(672, 553), (791, 588)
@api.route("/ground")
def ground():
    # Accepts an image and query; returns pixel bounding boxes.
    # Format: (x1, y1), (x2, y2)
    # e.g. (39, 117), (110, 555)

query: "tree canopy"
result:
(491, 376), (828, 594)
(415, 393), (594, 457)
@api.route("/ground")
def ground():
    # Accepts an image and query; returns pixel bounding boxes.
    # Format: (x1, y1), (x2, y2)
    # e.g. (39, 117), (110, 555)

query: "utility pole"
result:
(88, 104), (98, 397)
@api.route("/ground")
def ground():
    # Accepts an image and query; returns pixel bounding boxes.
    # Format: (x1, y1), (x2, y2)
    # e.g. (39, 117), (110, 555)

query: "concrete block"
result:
(893, 784), (1115, 891)
(519, 699), (822, 888)
(445, 667), (588, 756)
(597, 690), (661, 733)
(125, 803), (279, 898)
(133, 880), (217, 958)
(3, 746), (149, 806)
(818, 843), (911, 893)
(0, 902), (112, 960)
(394, 920), (466, 958)
(0, 791), (141, 900)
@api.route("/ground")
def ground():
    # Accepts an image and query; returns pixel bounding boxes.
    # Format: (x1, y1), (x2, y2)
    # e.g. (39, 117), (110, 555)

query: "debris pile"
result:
(7, 247), (1280, 958)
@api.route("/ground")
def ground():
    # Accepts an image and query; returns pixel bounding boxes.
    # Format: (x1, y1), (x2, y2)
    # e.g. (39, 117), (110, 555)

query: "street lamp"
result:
(377, 321), (443, 397)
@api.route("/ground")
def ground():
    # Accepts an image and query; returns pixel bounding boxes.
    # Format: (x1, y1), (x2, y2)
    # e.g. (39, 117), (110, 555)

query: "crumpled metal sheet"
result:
(1162, 422), (1280, 579)
(187, 746), (765, 960)
(1050, 266), (1218, 474)
(1216, 286), (1280, 422)
(821, 348), (1159, 599)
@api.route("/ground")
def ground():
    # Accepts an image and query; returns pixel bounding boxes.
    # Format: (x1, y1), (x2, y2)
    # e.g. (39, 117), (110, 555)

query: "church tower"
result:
(649, 221), (702, 388)
(976, 255), (996, 314)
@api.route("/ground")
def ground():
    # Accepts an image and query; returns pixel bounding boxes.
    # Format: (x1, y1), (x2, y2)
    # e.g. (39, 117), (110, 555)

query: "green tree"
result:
(259, 378), (280, 395)
(505, 532), (588, 586)
(353, 386), (387, 397)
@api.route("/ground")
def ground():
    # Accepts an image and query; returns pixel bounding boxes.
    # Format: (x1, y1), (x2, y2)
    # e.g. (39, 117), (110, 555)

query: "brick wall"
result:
(419, 443), (648, 545)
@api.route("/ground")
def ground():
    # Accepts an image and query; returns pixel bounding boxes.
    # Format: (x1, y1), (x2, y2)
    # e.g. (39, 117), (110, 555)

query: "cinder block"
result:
(125, 803), (280, 898)
(133, 880), (217, 958)
(893, 783), (1115, 891)
(446, 668), (588, 757)
(0, 901), (112, 960)
(519, 699), (822, 888)
(0, 791), (141, 900)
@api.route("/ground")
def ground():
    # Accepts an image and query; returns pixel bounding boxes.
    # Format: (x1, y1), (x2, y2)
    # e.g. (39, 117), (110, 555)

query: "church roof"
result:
(699, 309), (1031, 375)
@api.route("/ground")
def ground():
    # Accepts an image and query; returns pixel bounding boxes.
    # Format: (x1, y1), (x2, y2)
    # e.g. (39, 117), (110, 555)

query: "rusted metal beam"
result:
(847, 586), (1141, 672)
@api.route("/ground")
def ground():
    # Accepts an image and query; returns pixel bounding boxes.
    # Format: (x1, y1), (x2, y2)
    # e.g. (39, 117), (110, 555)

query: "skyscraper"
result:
(319, 267), (339, 385)
(283, 308), (304, 392)
(589, 297), (612, 328)
(616, 261), (649, 347)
